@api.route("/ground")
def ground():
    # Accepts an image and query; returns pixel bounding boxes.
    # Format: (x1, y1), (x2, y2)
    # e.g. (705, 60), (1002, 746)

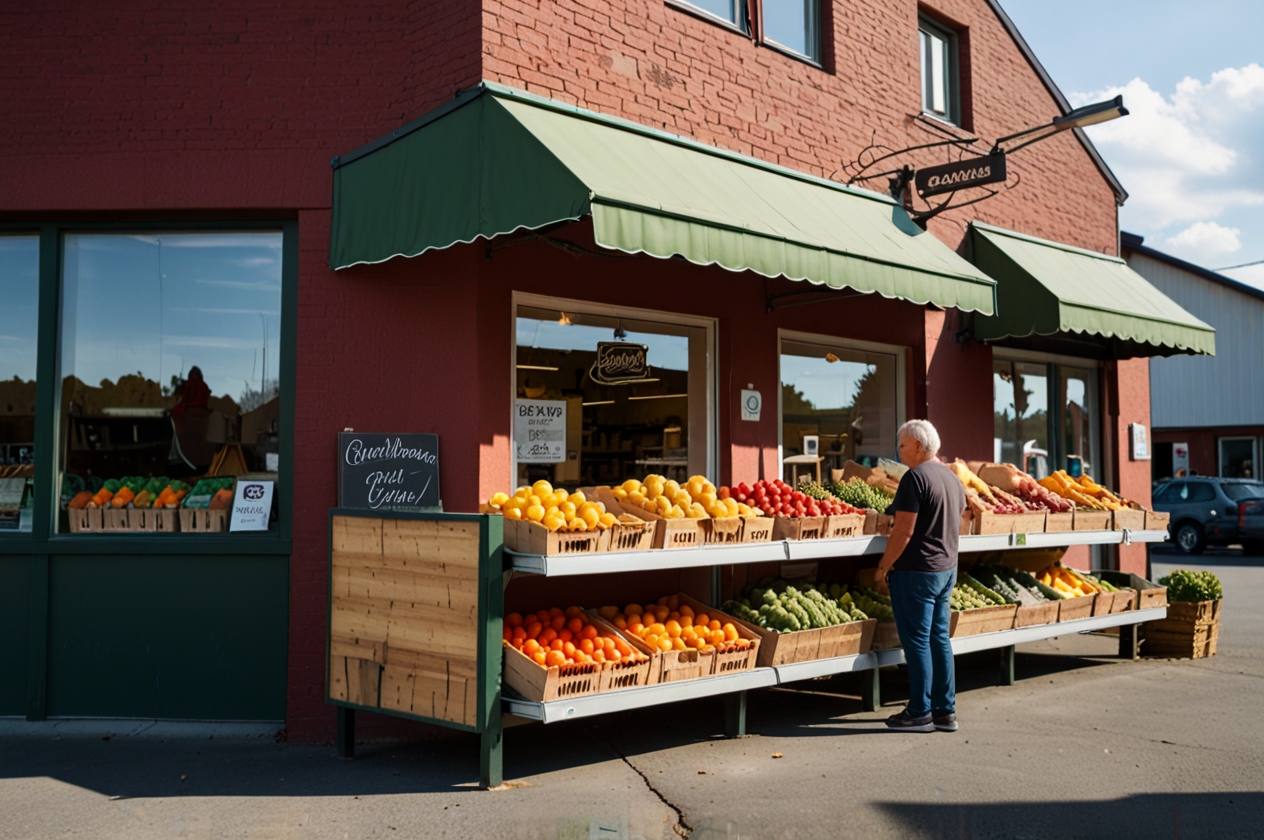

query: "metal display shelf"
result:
(773, 606), (1166, 683)
(503, 607), (1166, 723)
(507, 529), (1170, 576)
(504, 666), (779, 723)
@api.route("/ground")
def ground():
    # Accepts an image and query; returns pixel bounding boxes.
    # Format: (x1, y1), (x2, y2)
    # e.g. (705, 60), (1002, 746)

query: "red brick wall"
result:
(1154, 426), (1264, 479)
(481, 0), (1120, 257)
(1106, 357), (1152, 574)
(0, 1), (482, 214)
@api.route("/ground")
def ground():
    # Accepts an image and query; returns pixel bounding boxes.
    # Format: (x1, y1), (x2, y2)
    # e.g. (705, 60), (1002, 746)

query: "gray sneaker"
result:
(886, 709), (935, 732)
(933, 712), (958, 732)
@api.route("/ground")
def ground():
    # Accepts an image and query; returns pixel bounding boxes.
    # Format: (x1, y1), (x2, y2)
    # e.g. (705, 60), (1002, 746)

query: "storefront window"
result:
(0, 235), (40, 532)
(59, 232), (283, 533)
(514, 303), (712, 486)
(780, 337), (900, 478)
(993, 360), (1049, 477)
(1219, 437), (1257, 478)
(1061, 366), (1098, 478)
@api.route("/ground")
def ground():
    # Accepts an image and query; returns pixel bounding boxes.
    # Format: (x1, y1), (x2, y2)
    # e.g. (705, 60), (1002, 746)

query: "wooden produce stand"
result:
(326, 508), (1172, 789)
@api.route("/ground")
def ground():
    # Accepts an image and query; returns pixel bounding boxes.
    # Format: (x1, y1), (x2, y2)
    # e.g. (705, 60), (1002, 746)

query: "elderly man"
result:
(874, 419), (966, 733)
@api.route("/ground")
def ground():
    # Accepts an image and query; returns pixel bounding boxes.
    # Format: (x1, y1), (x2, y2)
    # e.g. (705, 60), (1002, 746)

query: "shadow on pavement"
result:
(0, 653), (1130, 799)
(875, 791), (1262, 840)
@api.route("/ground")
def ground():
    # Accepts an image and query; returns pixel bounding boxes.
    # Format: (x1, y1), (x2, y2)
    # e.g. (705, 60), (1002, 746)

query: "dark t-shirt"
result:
(890, 460), (967, 573)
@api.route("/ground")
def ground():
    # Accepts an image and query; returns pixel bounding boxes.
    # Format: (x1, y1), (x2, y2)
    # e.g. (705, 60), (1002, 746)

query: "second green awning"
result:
(970, 223), (1215, 357)
(331, 83), (997, 315)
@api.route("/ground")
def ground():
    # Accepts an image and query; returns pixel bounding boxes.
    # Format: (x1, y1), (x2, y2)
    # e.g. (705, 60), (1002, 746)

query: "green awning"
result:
(331, 82), (997, 314)
(970, 223), (1215, 357)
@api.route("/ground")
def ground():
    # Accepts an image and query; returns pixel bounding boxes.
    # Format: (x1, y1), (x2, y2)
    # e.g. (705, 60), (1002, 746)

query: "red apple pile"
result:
(720, 480), (863, 519)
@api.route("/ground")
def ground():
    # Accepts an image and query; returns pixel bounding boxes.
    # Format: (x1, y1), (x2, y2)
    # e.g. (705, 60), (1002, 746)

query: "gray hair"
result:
(898, 419), (941, 457)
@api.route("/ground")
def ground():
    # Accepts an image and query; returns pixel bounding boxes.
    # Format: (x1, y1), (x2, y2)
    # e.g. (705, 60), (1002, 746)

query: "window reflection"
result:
(993, 360), (1049, 478)
(0, 235), (39, 532)
(59, 232), (282, 533)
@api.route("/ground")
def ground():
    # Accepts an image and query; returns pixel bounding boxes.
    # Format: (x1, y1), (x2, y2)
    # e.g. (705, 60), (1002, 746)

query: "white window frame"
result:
(510, 291), (719, 484)
(761, 0), (822, 64)
(776, 329), (908, 475)
(1218, 436), (1259, 479)
(668, 0), (748, 33)
(919, 16), (959, 125)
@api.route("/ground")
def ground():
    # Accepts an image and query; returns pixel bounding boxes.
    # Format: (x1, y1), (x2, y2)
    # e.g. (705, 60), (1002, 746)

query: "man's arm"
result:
(874, 511), (917, 595)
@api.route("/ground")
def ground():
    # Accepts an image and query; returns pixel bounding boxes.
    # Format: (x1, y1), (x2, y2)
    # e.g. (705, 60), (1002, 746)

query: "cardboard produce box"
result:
(606, 519), (654, 553)
(66, 506), (104, 533)
(1145, 510), (1171, 532)
(949, 604), (1017, 637)
(673, 593), (760, 677)
(1072, 509), (1112, 531)
(1112, 509), (1146, 531)
(1098, 571), (1167, 610)
(503, 643), (603, 702)
(822, 513), (864, 540)
(1014, 601), (1060, 627)
(1044, 511), (1074, 533)
(772, 516), (825, 541)
(741, 517), (775, 543)
(700, 517), (743, 546)
(503, 517), (606, 555)
(1056, 594), (1095, 622)
(735, 617), (877, 668)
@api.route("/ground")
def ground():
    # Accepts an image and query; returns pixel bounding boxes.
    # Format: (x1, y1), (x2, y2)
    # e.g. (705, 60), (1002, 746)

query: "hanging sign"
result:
(915, 152), (1007, 198)
(590, 342), (651, 384)
(515, 400), (567, 463)
(338, 433), (441, 510)
(229, 479), (274, 532)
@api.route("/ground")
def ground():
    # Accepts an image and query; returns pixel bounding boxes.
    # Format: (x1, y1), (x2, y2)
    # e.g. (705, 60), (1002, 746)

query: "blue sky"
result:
(1001, 0), (1264, 287)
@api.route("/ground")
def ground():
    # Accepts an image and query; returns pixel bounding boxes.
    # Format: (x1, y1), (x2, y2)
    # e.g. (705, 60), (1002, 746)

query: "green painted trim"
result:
(25, 555), (48, 720)
(329, 507), (484, 523)
(277, 220), (298, 545)
(37, 536), (292, 555)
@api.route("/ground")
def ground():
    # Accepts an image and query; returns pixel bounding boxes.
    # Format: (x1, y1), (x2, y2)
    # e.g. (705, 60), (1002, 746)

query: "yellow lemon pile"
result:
(487, 481), (620, 532)
(610, 474), (758, 520)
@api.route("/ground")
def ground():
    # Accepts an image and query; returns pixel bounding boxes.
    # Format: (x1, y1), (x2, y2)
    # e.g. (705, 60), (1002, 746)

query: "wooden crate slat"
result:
(331, 563), (478, 610)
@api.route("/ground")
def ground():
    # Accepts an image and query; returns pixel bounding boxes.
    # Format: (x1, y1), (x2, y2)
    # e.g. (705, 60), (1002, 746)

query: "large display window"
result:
(993, 354), (1099, 479)
(0, 235), (40, 531)
(57, 231), (284, 534)
(779, 332), (903, 478)
(512, 296), (714, 487)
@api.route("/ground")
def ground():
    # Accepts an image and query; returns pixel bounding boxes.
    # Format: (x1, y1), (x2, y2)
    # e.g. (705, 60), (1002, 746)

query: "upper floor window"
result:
(919, 17), (958, 123)
(763, 0), (820, 62)
(677, 0), (746, 30)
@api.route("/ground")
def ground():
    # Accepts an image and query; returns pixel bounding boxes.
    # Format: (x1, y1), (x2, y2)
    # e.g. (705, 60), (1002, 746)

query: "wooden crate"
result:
(1166, 600), (1221, 624)
(127, 508), (179, 533)
(1072, 510), (1112, 531)
(674, 593), (760, 677)
(772, 516), (826, 541)
(66, 507), (104, 533)
(606, 520), (654, 553)
(1112, 509), (1146, 531)
(1044, 512), (1074, 533)
(741, 517), (775, 543)
(587, 613), (657, 692)
(655, 648), (711, 683)
(865, 511), (880, 535)
(875, 514), (893, 536)
(700, 517), (744, 546)
(653, 519), (702, 550)
(1098, 571), (1167, 610)
(822, 513), (864, 540)
(179, 508), (228, 533)
(870, 621), (901, 650)
(1144, 619), (1219, 659)
(104, 508), (133, 531)
(949, 604), (1017, 637)
(1015, 601), (1060, 628)
(329, 515), (485, 726)
(503, 643), (603, 701)
(1108, 589), (1134, 614)
(1056, 595), (1095, 622)
(503, 517), (605, 555)
(822, 618), (877, 658)
(1145, 511), (1171, 532)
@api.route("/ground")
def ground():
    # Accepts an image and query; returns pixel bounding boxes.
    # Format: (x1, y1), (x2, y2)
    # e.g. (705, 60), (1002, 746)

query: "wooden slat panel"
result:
(328, 515), (483, 725)
(332, 516), (383, 555)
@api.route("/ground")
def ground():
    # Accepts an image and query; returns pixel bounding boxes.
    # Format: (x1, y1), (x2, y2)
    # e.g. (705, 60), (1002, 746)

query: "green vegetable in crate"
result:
(796, 478), (836, 502)
(1159, 569), (1223, 603)
(827, 477), (895, 511)
(962, 573), (1007, 606)
(723, 579), (869, 632)
(103, 478), (123, 493)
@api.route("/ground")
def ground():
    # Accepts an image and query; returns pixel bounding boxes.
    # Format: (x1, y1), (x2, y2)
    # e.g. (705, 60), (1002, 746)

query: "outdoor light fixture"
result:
(993, 95), (1128, 153)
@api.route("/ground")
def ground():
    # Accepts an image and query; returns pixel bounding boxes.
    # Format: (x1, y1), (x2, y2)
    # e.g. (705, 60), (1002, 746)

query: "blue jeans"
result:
(888, 569), (956, 718)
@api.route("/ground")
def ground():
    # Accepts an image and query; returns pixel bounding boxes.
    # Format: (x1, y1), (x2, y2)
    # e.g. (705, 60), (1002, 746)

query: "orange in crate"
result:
(596, 595), (749, 656)
(502, 606), (649, 667)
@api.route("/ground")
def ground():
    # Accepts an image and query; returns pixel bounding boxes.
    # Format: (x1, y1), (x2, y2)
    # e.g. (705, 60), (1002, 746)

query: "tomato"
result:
(718, 486), (730, 500)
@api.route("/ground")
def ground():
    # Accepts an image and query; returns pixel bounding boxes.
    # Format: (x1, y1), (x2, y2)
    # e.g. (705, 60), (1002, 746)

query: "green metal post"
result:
(724, 690), (747, 738)
(335, 706), (355, 759)
(862, 667), (880, 712)
(999, 644), (1015, 686)
(478, 516), (506, 789)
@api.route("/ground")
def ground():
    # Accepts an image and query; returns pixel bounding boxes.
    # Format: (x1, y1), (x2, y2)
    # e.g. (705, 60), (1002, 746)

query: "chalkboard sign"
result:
(338, 433), (441, 511)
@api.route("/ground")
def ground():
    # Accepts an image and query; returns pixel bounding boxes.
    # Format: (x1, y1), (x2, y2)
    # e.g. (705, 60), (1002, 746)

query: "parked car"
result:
(1151, 477), (1264, 554)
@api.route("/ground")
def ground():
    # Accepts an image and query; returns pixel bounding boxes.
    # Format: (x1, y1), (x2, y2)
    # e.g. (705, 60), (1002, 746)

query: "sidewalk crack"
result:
(615, 748), (693, 837)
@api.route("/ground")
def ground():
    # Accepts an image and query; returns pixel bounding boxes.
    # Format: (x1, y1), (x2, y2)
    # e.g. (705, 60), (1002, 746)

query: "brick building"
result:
(0, 1), (1211, 740)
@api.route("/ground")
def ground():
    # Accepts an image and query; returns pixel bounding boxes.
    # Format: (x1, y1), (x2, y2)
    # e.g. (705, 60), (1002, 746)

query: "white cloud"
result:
(1072, 65), (1264, 232)
(1164, 221), (1241, 258)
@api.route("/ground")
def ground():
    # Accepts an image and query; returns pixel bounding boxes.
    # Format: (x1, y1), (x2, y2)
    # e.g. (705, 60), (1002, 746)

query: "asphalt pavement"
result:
(2, 549), (1260, 839)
